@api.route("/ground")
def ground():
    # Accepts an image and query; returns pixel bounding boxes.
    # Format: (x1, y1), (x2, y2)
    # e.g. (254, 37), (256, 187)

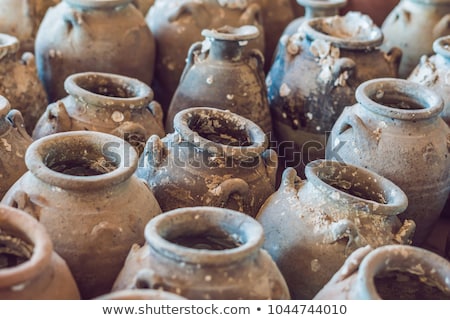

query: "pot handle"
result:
(247, 48), (266, 83)
(332, 57), (356, 86)
(393, 219), (416, 245)
(280, 167), (304, 192)
(7, 190), (43, 221)
(62, 8), (82, 29)
(384, 47), (403, 76)
(111, 122), (147, 153)
(179, 41), (203, 84)
(394, 9), (411, 27)
(433, 14), (450, 38)
(33, 101), (72, 139)
(331, 109), (374, 152)
(330, 219), (361, 254)
(6, 110), (32, 142)
(261, 149), (278, 187)
(167, 2), (210, 29)
(146, 135), (165, 167)
(210, 178), (250, 207)
(240, 3), (263, 27)
(147, 101), (164, 125)
(134, 268), (169, 291)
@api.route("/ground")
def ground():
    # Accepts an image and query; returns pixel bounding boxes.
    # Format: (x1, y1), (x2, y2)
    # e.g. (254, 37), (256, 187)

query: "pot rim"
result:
(0, 205), (53, 288)
(145, 207), (264, 266)
(0, 33), (19, 58)
(25, 131), (138, 191)
(356, 78), (444, 120)
(201, 25), (260, 41)
(433, 35), (450, 58)
(64, 0), (132, 9)
(296, 0), (347, 9)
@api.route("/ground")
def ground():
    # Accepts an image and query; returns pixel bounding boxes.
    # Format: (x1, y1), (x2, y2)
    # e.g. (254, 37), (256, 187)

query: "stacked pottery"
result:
(33, 72), (165, 155)
(138, 107), (277, 217)
(112, 207), (291, 299)
(0, 205), (80, 299)
(2, 131), (162, 299)
(256, 160), (415, 299)
(166, 25), (272, 134)
(0, 33), (48, 132)
(35, 0), (156, 102)
(326, 78), (450, 244)
(381, 0), (450, 78)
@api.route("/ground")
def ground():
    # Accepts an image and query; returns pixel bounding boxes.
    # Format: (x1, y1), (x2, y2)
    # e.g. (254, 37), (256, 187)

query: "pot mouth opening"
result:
(0, 229), (33, 269)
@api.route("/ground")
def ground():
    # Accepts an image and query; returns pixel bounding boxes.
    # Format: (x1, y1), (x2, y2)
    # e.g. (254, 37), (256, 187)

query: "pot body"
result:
(381, 0), (450, 78)
(112, 207), (290, 299)
(138, 107), (277, 217)
(2, 131), (162, 299)
(35, 0), (156, 102)
(326, 78), (450, 244)
(256, 160), (415, 299)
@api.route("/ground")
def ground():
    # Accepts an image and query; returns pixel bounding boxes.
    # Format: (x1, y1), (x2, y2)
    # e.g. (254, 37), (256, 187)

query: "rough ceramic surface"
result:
(267, 12), (401, 172)
(146, 0), (265, 111)
(2, 131), (162, 299)
(341, 0), (399, 26)
(0, 0), (60, 54)
(35, 0), (156, 102)
(256, 160), (415, 299)
(382, 0), (450, 78)
(314, 245), (450, 299)
(96, 289), (186, 300)
(33, 72), (165, 154)
(112, 207), (291, 299)
(0, 204), (80, 299)
(138, 107), (277, 217)
(0, 33), (48, 133)
(326, 78), (450, 244)
(166, 25), (272, 134)
(0, 96), (32, 199)
(408, 35), (450, 126)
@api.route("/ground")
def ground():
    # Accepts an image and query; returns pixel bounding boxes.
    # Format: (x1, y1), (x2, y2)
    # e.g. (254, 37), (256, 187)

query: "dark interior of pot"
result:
(374, 270), (450, 300)
(167, 228), (244, 251)
(0, 229), (33, 269)
(76, 75), (139, 99)
(370, 90), (425, 110)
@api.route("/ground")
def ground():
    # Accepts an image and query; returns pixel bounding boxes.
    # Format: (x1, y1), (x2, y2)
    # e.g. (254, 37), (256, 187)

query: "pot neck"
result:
(433, 36), (450, 60)
(0, 33), (19, 62)
(299, 0), (347, 19)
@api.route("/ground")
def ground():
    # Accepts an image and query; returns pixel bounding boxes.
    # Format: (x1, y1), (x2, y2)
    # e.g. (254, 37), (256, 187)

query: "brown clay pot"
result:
(2, 131), (162, 299)
(112, 207), (291, 299)
(0, 204), (80, 299)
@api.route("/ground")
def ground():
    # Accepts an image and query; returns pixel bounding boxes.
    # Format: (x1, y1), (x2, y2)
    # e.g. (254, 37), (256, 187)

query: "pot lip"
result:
(0, 205), (53, 288)
(433, 35), (450, 58)
(296, 0), (347, 9)
(64, 0), (132, 9)
(145, 207), (264, 266)
(201, 25), (260, 41)
(64, 72), (153, 110)
(0, 33), (19, 57)
(356, 78), (444, 120)
(304, 13), (383, 49)
(357, 244), (450, 299)
(173, 107), (268, 158)
(305, 159), (408, 216)
(25, 131), (138, 191)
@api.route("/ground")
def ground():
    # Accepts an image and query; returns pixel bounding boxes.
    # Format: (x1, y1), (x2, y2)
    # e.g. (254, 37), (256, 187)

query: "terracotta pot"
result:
(327, 78), (450, 244)
(381, 0), (450, 78)
(96, 289), (185, 300)
(166, 25), (272, 134)
(256, 160), (415, 299)
(112, 207), (290, 299)
(138, 107), (277, 217)
(314, 245), (450, 299)
(0, 96), (32, 199)
(0, 33), (48, 132)
(341, 0), (399, 26)
(33, 72), (165, 155)
(35, 0), (156, 102)
(0, 204), (80, 299)
(2, 131), (162, 299)
(146, 0), (265, 111)
(0, 0), (60, 54)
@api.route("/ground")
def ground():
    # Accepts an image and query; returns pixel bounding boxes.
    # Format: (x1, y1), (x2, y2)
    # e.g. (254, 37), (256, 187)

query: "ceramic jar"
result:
(256, 160), (415, 299)
(0, 0), (60, 54)
(138, 107), (277, 217)
(166, 25), (272, 134)
(33, 72), (165, 155)
(314, 245), (450, 299)
(381, 0), (450, 78)
(0, 96), (32, 199)
(146, 0), (265, 111)
(0, 33), (48, 133)
(408, 36), (450, 126)
(267, 13), (401, 172)
(0, 204), (80, 299)
(2, 131), (162, 299)
(341, 0), (399, 26)
(326, 78), (450, 244)
(112, 207), (291, 299)
(35, 0), (156, 102)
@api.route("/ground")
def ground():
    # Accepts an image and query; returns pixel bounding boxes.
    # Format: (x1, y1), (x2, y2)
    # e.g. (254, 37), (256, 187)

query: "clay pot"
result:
(146, 0), (265, 111)
(341, 0), (399, 26)
(2, 131), (162, 299)
(96, 289), (186, 300)
(256, 160), (415, 299)
(0, 204), (80, 299)
(138, 107), (277, 217)
(166, 25), (272, 134)
(0, 96), (32, 199)
(33, 72), (165, 155)
(326, 78), (450, 244)
(408, 36), (450, 126)
(0, 33), (48, 133)
(381, 0), (450, 78)
(314, 245), (450, 299)
(0, 0), (60, 54)
(35, 0), (156, 102)
(112, 207), (290, 299)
